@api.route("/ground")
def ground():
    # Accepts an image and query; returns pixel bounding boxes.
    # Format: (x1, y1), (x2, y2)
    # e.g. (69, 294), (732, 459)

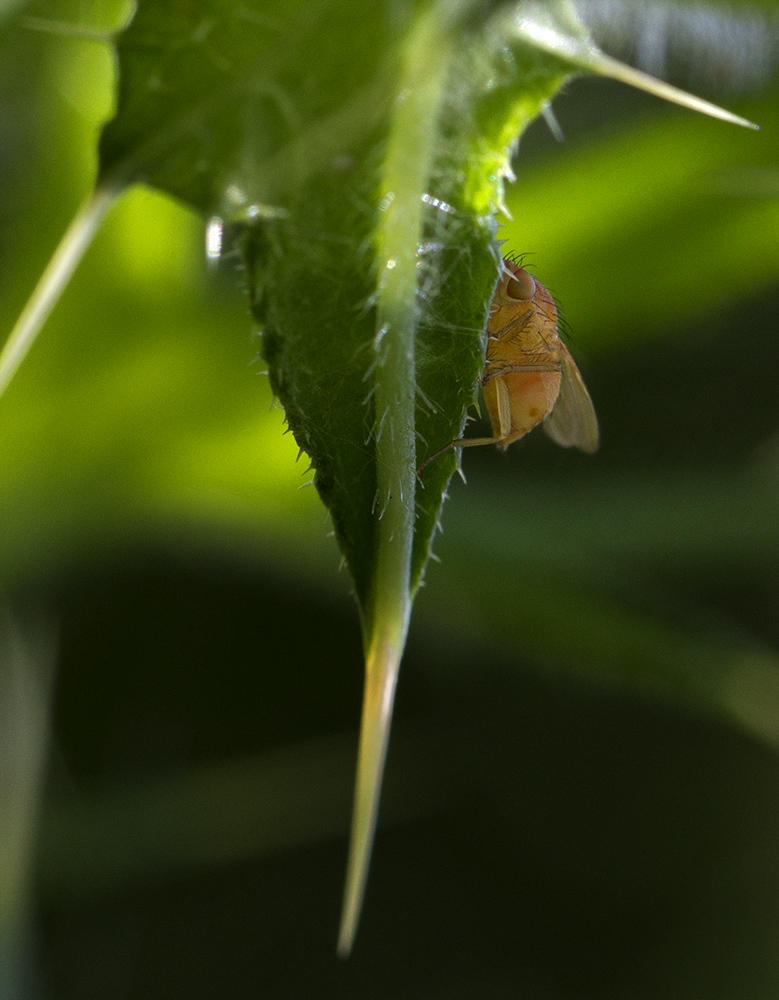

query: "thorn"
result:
(496, 199), (513, 221)
(541, 102), (565, 142)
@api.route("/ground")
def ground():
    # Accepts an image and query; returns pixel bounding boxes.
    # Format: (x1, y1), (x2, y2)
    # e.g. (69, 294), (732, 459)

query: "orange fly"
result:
(418, 258), (599, 474)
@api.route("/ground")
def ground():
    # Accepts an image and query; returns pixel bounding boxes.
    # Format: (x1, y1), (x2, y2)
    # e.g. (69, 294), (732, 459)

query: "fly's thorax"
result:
(488, 267), (560, 359)
(483, 343), (563, 378)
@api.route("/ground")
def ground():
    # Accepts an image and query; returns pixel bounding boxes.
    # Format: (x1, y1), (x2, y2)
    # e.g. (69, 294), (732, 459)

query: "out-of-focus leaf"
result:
(502, 88), (779, 350)
(15, 0), (133, 37)
(0, 186), (326, 589)
(34, 729), (454, 903)
(0, 602), (55, 1000)
(441, 468), (778, 572)
(418, 544), (779, 745)
(0, 0), (28, 21)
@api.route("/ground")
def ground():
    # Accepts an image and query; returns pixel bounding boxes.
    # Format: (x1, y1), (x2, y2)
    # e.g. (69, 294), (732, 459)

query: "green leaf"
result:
(1, 0), (760, 956)
(95, 0), (591, 951)
(504, 103), (779, 349)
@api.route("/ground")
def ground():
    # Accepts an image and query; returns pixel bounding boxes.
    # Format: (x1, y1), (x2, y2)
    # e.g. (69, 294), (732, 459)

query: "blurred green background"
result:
(1, 2), (779, 997)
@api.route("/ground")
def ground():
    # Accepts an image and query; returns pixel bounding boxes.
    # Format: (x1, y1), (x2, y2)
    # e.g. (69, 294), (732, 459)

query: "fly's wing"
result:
(543, 343), (599, 453)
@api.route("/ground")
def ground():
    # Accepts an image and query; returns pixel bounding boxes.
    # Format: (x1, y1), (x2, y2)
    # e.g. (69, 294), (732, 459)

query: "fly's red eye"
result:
(505, 268), (536, 301)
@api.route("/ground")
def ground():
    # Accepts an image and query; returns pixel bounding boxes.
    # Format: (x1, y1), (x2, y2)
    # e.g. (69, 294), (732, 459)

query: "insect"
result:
(418, 258), (599, 475)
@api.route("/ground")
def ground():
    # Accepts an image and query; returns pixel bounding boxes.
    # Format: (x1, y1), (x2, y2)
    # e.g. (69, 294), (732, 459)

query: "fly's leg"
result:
(416, 378), (512, 479)
(415, 433), (506, 479)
